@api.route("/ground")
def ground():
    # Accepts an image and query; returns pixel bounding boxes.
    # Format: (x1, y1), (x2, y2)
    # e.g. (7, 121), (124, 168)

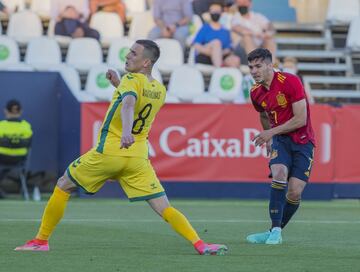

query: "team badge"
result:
(276, 92), (287, 108)
(270, 149), (278, 159)
(304, 171), (310, 177)
(261, 101), (267, 108)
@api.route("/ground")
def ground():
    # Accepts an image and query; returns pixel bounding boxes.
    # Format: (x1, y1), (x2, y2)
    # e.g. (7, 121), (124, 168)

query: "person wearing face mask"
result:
(231, 0), (276, 63)
(193, 3), (240, 68)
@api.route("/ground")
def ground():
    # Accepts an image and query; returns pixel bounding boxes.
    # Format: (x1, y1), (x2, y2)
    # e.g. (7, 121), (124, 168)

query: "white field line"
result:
(1, 218), (360, 224)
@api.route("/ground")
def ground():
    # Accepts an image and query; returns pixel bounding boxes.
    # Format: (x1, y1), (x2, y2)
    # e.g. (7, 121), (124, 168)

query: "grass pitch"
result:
(0, 199), (359, 272)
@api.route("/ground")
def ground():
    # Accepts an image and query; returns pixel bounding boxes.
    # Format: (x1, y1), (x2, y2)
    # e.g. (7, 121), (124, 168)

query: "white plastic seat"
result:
(7, 11), (43, 44)
(90, 12), (124, 46)
(192, 94), (221, 104)
(124, 0), (146, 18)
(66, 38), (103, 73)
(208, 68), (243, 102)
(152, 67), (163, 84)
(168, 65), (205, 102)
(155, 38), (184, 74)
(107, 37), (134, 72)
(128, 11), (154, 40)
(2, 0), (25, 13)
(25, 37), (62, 70)
(85, 64), (118, 101)
(346, 17), (360, 50)
(48, 64), (96, 102)
(30, 0), (51, 18)
(0, 36), (20, 68)
(327, 0), (360, 24)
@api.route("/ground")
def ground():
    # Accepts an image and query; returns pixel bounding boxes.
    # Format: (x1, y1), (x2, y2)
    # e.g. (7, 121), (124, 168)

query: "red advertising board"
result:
(81, 103), (360, 183)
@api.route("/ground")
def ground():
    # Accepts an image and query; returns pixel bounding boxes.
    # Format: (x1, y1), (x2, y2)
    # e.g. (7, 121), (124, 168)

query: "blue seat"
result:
(252, 0), (297, 22)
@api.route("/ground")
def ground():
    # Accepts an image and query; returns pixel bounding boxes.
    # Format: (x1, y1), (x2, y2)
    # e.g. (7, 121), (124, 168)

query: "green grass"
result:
(1, 199), (360, 272)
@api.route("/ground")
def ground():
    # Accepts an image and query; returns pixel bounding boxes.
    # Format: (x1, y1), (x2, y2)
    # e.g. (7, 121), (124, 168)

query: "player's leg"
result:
(147, 195), (228, 255)
(119, 158), (227, 255)
(281, 177), (306, 228)
(247, 136), (290, 244)
(15, 150), (113, 251)
(14, 173), (76, 251)
(281, 142), (314, 228)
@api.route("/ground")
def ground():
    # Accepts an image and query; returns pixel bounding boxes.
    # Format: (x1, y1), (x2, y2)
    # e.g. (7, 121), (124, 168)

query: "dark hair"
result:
(6, 99), (22, 113)
(247, 48), (272, 63)
(136, 39), (160, 65)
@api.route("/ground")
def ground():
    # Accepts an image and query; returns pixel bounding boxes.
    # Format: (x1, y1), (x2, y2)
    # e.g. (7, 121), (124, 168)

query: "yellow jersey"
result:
(95, 72), (166, 158)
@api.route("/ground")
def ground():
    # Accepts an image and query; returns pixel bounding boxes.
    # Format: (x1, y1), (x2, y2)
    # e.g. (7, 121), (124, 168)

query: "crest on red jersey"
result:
(276, 92), (287, 108)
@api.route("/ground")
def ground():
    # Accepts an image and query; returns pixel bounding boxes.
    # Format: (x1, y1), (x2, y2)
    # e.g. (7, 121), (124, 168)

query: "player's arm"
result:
(259, 111), (271, 130)
(254, 99), (307, 146)
(120, 95), (136, 149)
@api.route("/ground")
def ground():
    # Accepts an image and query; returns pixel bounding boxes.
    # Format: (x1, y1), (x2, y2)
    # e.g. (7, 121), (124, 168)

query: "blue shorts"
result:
(269, 135), (315, 182)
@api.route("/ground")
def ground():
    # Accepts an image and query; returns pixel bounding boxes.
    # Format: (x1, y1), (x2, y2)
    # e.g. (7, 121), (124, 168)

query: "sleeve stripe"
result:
(122, 91), (137, 99)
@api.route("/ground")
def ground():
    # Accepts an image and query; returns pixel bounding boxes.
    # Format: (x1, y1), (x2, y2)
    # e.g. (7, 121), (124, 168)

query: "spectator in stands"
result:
(148, 0), (193, 49)
(0, 1), (8, 15)
(193, 3), (240, 68)
(0, 100), (32, 198)
(51, 0), (100, 40)
(231, 0), (276, 60)
(89, 0), (126, 24)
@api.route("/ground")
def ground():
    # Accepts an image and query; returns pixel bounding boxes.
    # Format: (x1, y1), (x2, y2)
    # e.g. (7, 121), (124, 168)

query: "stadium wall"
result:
(0, 72), (80, 176)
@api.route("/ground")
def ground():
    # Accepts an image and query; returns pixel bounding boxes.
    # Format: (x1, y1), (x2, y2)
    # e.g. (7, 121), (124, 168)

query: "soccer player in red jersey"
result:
(246, 48), (315, 244)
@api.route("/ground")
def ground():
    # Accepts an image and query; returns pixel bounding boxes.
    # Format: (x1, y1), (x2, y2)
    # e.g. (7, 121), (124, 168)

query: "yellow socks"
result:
(162, 206), (200, 244)
(36, 186), (70, 240)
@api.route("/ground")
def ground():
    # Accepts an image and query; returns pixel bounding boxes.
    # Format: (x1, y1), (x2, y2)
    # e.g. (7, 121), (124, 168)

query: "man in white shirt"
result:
(231, 0), (276, 60)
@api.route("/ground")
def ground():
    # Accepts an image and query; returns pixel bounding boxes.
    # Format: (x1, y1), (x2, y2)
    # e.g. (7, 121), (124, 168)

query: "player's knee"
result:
(56, 175), (77, 193)
(272, 170), (287, 182)
(287, 189), (301, 201)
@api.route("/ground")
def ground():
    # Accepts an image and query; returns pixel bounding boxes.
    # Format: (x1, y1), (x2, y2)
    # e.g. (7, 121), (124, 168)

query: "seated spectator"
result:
(0, 100), (32, 198)
(193, 3), (240, 68)
(282, 56), (298, 75)
(89, 0), (126, 24)
(231, 0), (276, 59)
(51, 0), (100, 40)
(148, 0), (193, 49)
(0, 1), (8, 15)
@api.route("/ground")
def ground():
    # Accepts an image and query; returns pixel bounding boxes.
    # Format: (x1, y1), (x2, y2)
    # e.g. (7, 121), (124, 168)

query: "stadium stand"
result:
(128, 11), (154, 40)
(2, 0), (25, 13)
(208, 68), (243, 102)
(89, 11), (124, 46)
(30, 0), (51, 19)
(66, 38), (103, 73)
(85, 64), (118, 101)
(164, 94), (181, 104)
(0, 36), (20, 69)
(25, 37), (61, 70)
(48, 64), (96, 102)
(155, 38), (184, 75)
(7, 10), (43, 45)
(151, 66), (163, 84)
(167, 65), (205, 102)
(192, 94), (221, 104)
(123, 0), (146, 19)
(106, 37), (134, 73)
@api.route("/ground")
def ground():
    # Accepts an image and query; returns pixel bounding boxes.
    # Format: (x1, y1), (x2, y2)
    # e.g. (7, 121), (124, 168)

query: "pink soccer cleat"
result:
(14, 239), (49, 251)
(194, 240), (228, 256)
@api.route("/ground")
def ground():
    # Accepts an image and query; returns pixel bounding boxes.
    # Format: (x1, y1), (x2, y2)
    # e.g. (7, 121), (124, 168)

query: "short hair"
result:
(6, 99), (22, 113)
(247, 48), (272, 63)
(136, 39), (160, 65)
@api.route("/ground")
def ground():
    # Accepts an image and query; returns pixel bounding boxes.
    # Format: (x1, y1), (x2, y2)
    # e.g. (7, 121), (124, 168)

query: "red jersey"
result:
(250, 71), (315, 145)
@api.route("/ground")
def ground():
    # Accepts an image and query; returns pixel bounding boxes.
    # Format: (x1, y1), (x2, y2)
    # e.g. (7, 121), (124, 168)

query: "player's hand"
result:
(253, 129), (274, 147)
(120, 133), (135, 149)
(106, 69), (120, 88)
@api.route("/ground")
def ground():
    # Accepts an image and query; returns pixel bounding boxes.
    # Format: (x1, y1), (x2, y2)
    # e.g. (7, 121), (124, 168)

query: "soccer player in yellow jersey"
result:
(15, 40), (228, 255)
